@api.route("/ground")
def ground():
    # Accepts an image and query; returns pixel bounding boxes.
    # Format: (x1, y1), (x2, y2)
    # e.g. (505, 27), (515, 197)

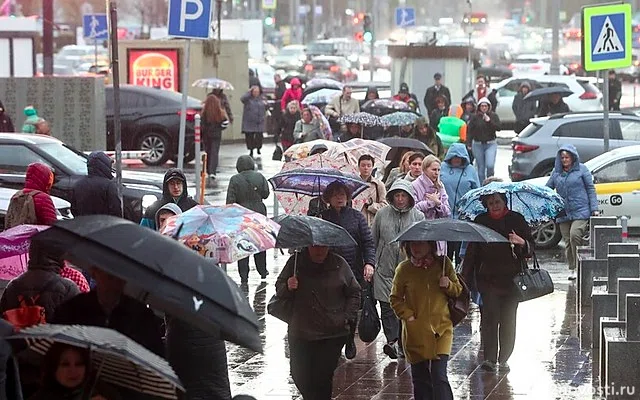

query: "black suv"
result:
(0, 133), (166, 222)
(105, 85), (203, 166)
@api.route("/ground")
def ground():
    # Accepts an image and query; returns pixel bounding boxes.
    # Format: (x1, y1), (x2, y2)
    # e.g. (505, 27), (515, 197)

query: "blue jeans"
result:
(472, 140), (497, 184)
(410, 354), (454, 400)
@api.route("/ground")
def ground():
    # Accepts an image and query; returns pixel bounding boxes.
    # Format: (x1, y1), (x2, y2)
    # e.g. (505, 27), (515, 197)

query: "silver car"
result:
(0, 187), (72, 230)
(509, 111), (640, 181)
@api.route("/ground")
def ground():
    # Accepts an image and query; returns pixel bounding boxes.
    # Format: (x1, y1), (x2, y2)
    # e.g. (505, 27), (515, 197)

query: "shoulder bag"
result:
(443, 256), (470, 326)
(512, 251), (554, 302)
(267, 252), (298, 323)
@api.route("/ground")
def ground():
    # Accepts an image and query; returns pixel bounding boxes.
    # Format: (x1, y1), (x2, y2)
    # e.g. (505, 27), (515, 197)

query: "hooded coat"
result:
(466, 97), (501, 145)
(5, 162), (57, 228)
(154, 203), (182, 229)
(71, 152), (122, 217)
(240, 91), (266, 133)
(511, 82), (538, 131)
(440, 144), (480, 218)
(140, 168), (198, 229)
(20, 107), (39, 134)
(0, 101), (14, 133)
(462, 87), (498, 111)
(280, 78), (303, 111)
(0, 241), (80, 322)
(226, 155), (270, 215)
(411, 118), (445, 160)
(371, 180), (424, 303)
(546, 144), (598, 223)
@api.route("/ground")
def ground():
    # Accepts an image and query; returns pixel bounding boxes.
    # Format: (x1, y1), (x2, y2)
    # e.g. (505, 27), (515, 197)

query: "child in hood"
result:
(21, 106), (40, 133)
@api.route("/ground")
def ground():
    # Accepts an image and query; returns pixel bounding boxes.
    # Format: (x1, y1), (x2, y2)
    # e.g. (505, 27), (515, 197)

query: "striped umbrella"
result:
(9, 324), (184, 399)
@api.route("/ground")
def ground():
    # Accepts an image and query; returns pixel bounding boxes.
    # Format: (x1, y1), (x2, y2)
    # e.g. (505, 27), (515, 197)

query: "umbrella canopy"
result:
(32, 216), (262, 353)
(457, 182), (565, 226)
(524, 86), (573, 101)
(9, 324), (183, 399)
(283, 74), (308, 85)
(274, 153), (369, 214)
(301, 88), (342, 105)
(269, 168), (368, 197)
(192, 78), (234, 91)
(283, 139), (342, 161)
(338, 112), (388, 128)
(324, 138), (391, 169)
(0, 224), (49, 281)
(303, 78), (344, 95)
(377, 136), (434, 158)
(274, 215), (357, 248)
(161, 204), (280, 264)
(308, 105), (333, 140)
(393, 219), (509, 243)
(361, 99), (412, 116)
(381, 111), (421, 126)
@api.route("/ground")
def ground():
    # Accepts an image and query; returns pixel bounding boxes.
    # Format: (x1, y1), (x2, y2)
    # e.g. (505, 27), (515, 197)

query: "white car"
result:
(493, 75), (603, 126)
(0, 187), (72, 230)
(509, 54), (568, 76)
(526, 145), (640, 249)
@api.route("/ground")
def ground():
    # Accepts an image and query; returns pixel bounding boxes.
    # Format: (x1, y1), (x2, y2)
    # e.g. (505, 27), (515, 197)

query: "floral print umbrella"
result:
(457, 182), (565, 226)
(283, 139), (343, 161)
(338, 112), (388, 128)
(324, 138), (391, 170)
(161, 204), (280, 264)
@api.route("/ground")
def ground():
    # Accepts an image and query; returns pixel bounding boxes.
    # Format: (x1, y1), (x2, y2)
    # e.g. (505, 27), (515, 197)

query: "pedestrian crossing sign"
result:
(582, 3), (632, 71)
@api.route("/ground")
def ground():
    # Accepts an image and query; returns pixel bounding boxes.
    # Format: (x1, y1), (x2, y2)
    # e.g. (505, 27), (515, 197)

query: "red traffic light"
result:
(355, 31), (364, 42)
(357, 13), (365, 21)
(353, 17), (360, 24)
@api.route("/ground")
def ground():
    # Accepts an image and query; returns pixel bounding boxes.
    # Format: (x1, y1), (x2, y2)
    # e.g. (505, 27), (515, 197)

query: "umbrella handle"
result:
(293, 250), (298, 276)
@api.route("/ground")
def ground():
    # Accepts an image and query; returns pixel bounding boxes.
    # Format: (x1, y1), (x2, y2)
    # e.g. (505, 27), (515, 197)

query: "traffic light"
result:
(363, 14), (373, 43)
(355, 31), (364, 42)
(264, 16), (275, 26)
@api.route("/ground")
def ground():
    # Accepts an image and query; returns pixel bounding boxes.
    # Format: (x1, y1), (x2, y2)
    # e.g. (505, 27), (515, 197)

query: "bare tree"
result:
(121, 0), (168, 27)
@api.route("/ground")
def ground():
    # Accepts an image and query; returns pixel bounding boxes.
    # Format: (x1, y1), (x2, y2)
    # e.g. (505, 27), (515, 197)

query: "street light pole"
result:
(109, 0), (123, 214)
(465, 0), (473, 91)
(42, 0), (54, 75)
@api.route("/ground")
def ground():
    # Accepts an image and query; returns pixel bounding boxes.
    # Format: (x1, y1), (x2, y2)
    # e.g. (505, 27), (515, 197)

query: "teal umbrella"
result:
(381, 111), (420, 126)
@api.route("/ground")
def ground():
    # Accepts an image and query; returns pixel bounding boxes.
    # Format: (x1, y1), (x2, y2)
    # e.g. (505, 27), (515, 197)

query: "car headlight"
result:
(141, 194), (158, 213)
(347, 54), (358, 63)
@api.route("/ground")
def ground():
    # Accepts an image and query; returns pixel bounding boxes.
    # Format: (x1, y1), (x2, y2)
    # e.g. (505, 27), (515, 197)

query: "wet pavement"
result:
(130, 142), (599, 399)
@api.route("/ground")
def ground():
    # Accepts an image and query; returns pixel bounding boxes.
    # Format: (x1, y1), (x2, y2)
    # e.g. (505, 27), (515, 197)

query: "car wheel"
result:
(533, 221), (562, 249)
(139, 132), (170, 166)
(532, 161), (554, 178)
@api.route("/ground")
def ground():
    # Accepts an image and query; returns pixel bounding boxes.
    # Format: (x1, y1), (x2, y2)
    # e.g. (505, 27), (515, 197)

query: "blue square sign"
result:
(395, 7), (415, 28)
(582, 3), (632, 71)
(168, 0), (213, 39)
(83, 14), (108, 40)
(590, 13), (626, 62)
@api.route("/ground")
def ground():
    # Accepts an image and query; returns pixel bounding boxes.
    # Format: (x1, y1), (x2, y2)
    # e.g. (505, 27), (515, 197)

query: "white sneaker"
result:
(568, 270), (577, 281)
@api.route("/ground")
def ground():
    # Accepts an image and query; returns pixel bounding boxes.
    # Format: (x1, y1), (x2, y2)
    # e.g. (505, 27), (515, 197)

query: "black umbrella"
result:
(274, 215), (357, 248)
(524, 86), (573, 101)
(303, 78), (344, 96)
(377, 136), (434, 160)
(32, 216), (262, 353)
(361, 99), (413, 116)
(393, 219), (509, 243)
(9, 324), (183, 399)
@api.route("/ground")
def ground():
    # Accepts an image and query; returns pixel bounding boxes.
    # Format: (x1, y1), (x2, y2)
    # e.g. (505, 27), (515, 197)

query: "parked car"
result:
(0, 187), (72, 230)
(509, 111), (640, 181)
(493, 75), (603, 126)
(526, 145), (640, 249)
(269, 45), (307, 71)
(0, 133), (168, 223)
(359, 40), (392, 70)
(509, 54), (569, 76)
(616, 52), (640, 82)
(304, 56), (358, 82)
(105, 85), (202, 166)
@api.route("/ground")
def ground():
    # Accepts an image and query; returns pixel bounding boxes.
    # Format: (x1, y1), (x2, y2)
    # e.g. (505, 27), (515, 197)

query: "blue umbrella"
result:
(301, 88), (342, 105)
(456, 182), (565, 226)
(268, 168), (368, 197)
(381, 111), (420, 126)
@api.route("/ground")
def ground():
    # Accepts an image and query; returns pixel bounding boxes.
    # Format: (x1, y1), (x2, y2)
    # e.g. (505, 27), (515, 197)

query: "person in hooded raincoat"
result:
(511, 81), (537, 133)
(4, 162), (57, 228)
(20, 106), (40, 134)
(371, 179), (423, 360)
(467, 97), (501, 184)
(140, 168), (198, 230)
(281, 78), (303, 111)
(70, 151), (122, 217)
(440, 144), (480, 265)
(411, 118), (444, 160)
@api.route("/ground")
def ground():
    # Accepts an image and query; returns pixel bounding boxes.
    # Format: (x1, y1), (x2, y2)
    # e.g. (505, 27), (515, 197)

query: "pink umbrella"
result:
(0, 225), (50, 281)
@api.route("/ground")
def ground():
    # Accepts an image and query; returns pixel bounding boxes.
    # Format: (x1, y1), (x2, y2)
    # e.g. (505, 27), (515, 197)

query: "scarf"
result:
(477, 87), (487, 100)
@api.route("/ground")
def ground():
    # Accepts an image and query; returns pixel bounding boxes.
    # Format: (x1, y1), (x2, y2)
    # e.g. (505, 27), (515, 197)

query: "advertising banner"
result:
(127, 49), (180, 92)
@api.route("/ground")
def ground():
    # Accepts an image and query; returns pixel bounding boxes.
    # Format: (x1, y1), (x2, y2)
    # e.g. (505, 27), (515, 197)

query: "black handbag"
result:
(445, 257), (470, 326)
(512, 252), (554, 302)
(358, 286), (380, 343)
(272, 145), (283, 161)
(267, 293), (293, 323)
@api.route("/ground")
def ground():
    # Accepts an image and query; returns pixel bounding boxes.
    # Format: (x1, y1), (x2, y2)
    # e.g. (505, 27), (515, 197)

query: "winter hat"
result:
(477, 97), (492, 111)
(414, 117), (428, 128)
(399, 82), (410, 93)
(155, 203), (183, 230)
(24, 106), (38, 117)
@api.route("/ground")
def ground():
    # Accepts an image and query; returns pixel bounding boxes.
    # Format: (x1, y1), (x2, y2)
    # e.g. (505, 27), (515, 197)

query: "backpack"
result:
(4, 190), (39, 229)
(3, 279), (57, 330)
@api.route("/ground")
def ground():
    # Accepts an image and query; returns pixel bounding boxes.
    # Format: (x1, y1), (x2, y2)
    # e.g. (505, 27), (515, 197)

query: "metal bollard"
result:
(273, 194), (279, 260)
(621, 216), (629, 242)
(194, 114), (202, 203)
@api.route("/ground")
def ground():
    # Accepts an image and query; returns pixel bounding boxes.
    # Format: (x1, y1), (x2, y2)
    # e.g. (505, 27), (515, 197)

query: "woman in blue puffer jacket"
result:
(546, 144), (598, 280)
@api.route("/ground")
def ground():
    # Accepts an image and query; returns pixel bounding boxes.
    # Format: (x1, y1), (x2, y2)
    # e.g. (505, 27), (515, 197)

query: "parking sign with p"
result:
(168, 0), (212, 39)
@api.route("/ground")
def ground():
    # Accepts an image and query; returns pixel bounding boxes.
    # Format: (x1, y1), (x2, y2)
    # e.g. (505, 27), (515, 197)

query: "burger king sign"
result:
(128, 49), (180, 92)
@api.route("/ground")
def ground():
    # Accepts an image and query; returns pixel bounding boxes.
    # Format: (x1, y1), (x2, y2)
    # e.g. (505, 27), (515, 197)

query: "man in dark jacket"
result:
(226, 155), (270, 283)
(537, 93), (570, 116)
(0, 320), (22, 400)
(511, 81), (538, 133)
(608, 70), (622, 111)
(424, 73), (452, 116)
(273, 74), (287, 141)
(70, 151), (122, 217)
(0, 101), (14, 133)
(140, 168), (198, 229)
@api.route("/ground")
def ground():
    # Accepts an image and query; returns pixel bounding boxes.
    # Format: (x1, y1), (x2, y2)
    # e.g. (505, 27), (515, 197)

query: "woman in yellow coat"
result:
(390, 240), (462, 400)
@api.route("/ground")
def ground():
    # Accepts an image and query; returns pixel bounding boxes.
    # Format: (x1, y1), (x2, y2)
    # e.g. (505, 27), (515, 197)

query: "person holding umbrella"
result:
(390, 240), (462, 400)
(320, 180), (376, 360)
(462, 192), (534, 372)
(201, 93), (229, 184)
(372, 179), (424, 359)
(537, 93), (570, 116)
(546, 145), (598, 280)
(275, 243), (361, 399)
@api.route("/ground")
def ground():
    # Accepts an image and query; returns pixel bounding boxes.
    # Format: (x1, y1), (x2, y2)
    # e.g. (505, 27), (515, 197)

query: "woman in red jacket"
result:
(5, 162), (57, 228)
(280, 78), (303, 111)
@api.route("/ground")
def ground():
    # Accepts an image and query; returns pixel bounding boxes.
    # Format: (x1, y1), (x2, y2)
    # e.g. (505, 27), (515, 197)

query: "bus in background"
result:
(462, 12), (488, 32)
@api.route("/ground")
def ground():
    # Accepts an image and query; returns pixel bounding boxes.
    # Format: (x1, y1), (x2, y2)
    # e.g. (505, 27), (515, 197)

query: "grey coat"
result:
(240, 91), (266, 133)
(371, 179), (424, 303)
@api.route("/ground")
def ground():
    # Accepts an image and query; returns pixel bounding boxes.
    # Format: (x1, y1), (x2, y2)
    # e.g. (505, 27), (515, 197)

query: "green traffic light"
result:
(363, 31), (373, 43)
(264, 16), (274, 26)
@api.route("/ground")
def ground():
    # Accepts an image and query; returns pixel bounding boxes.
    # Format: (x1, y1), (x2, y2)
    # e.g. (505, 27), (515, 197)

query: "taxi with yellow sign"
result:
(527, 145), (640, 248)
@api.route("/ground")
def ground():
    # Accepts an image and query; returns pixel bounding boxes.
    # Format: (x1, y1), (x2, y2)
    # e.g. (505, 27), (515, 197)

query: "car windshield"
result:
(307, 42), (334, 54)
(37, 143), (88, 175)
(279, 48), (303, 56)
